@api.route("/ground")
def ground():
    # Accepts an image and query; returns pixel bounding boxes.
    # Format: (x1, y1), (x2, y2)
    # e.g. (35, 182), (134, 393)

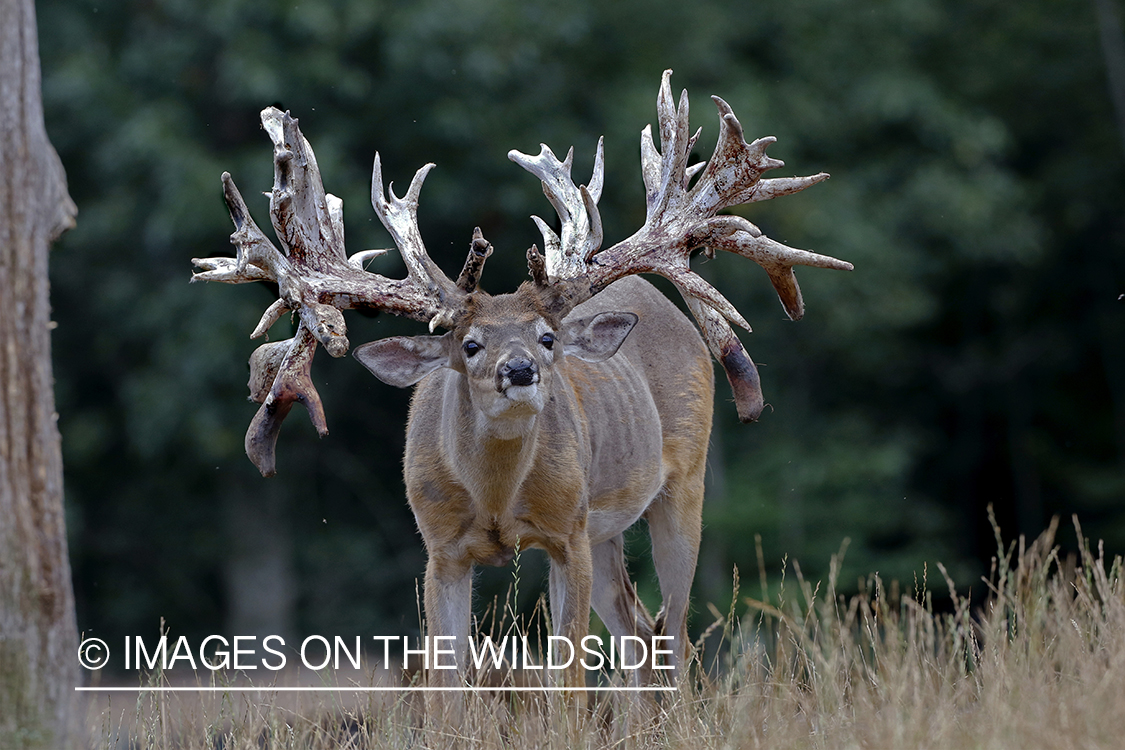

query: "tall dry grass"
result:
(88, 516), (1125, 749)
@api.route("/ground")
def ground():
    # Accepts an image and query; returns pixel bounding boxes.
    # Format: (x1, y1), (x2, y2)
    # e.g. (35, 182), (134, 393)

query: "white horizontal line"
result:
(75, 686), (676, 693)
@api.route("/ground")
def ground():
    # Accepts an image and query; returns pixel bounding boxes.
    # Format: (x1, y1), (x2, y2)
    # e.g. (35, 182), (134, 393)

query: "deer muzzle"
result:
(500, 356), (538, 388)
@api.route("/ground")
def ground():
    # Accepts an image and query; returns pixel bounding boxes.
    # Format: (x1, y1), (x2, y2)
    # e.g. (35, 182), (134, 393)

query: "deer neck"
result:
(444, 374), (543, 517)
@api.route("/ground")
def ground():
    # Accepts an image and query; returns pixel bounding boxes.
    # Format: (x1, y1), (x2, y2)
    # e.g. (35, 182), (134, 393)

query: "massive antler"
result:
(192, 108), (474, 476)
(195, 73), (849, 474)
(510, 69), (852, 421)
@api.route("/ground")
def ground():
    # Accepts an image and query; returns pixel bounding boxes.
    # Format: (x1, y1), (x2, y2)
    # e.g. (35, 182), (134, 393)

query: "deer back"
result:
(559, 277), (713, 525)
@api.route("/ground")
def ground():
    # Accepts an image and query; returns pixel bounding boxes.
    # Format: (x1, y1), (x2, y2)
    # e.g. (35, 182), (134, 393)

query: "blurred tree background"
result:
(36, 0), (1124, 654)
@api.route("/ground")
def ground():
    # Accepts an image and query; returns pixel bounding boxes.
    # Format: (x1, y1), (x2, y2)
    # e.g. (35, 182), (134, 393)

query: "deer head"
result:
(353, 284), (637, 430)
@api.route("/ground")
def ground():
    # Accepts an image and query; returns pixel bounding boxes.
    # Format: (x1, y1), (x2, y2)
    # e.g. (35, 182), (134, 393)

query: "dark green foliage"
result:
(38, 0), (1125, 652)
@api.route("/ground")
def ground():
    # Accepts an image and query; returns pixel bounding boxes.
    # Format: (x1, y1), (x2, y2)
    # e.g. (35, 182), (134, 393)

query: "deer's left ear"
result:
(354, 333), (452, 387)
(562, 311), (638, 362)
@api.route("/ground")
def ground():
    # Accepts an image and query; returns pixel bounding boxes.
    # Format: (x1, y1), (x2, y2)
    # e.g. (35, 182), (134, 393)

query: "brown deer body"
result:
(192, 70), (852, 695)
(356, 277), (712, 685)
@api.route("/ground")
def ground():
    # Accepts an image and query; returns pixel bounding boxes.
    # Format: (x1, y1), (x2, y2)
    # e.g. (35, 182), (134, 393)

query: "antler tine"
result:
(370, 154), (465, 331)
(684, 297), (764, 423)
(526, 244), (549, 287)
(508, 138), (605, 281)
(648, 72), (694, 217)
(708, 222), (852, 320)
(192, 173), (283, 286)
(456, 227), (494, 293)
(245, 326), (326, 477)
(690, 96), (831, 216)
(262, 108), (347, 266)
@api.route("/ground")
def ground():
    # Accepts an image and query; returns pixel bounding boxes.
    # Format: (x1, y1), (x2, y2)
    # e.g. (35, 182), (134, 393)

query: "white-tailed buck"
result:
(193, 71), (852, 691)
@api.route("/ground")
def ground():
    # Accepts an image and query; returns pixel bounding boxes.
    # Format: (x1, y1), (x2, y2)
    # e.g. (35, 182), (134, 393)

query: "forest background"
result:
(37, 0), (1125, 656)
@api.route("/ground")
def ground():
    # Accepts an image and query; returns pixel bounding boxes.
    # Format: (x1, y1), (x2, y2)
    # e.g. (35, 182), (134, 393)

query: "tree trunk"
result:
(0, 0), (81, 747)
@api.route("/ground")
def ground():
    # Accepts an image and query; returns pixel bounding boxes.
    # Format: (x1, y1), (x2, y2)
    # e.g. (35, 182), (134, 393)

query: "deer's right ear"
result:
(353, 334), (452, 388)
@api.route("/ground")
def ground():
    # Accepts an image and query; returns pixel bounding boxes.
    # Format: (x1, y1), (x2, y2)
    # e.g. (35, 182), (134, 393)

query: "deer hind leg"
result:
(645, 472), (705, 679)
(589, 534), (657, 686)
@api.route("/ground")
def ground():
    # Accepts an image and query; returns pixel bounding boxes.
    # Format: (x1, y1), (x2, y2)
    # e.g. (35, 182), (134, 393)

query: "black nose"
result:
(503, 358), (536, 386)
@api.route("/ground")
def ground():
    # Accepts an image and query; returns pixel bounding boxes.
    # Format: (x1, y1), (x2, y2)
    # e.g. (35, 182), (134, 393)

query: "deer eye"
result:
(539, 333), (555, 350)
(463, 340), (482, 357)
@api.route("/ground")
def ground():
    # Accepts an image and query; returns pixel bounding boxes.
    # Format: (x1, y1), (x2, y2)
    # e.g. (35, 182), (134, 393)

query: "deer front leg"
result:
(546, 531), (593, 695)
(423, 555), (472, 723)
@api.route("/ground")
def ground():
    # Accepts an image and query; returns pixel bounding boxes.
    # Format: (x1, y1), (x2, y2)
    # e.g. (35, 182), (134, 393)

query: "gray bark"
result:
(0, 0), (81, 747)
